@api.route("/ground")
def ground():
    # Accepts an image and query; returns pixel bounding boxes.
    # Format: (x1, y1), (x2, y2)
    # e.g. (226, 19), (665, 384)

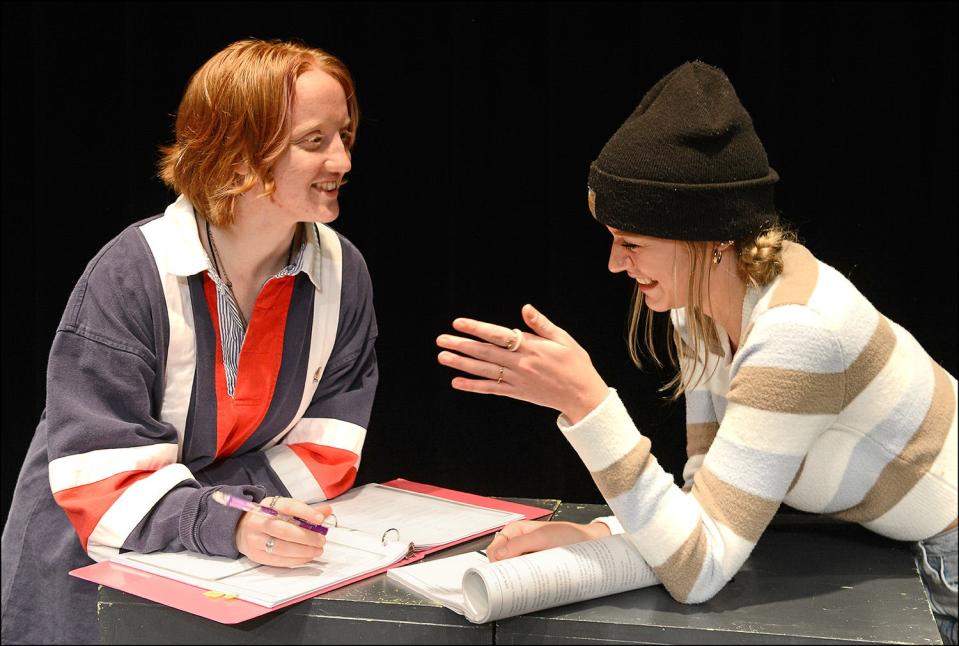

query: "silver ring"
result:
(268, 496), (280, 509)
(265, 537), (275, 554)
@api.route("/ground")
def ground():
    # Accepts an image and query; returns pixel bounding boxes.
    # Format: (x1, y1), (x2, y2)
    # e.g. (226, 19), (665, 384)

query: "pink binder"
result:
(70, 478), (553, 624)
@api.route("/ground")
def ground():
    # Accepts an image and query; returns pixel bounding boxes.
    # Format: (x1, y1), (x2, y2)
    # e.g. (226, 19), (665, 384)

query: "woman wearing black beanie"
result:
(436, 61), (957, 644)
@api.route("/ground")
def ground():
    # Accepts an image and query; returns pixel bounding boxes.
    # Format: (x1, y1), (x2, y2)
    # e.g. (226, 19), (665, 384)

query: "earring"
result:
(712, 240), (734, 265)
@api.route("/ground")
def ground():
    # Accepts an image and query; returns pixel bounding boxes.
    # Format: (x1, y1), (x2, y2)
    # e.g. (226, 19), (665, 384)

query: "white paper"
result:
(387, 535), (660, 623)
(112, 483), (524, 607)
(114, 534), (410, 607)
(386, 551), (489, 615)
(319, 484), (524, 548)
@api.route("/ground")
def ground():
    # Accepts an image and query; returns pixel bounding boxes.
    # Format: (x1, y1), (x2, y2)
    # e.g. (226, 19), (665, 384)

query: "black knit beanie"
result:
(588, 61), (779, 241)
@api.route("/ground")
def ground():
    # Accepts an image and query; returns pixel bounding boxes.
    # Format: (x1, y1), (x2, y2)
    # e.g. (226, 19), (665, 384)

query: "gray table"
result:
(496, 504), (943, 645)
(97, 501), (943, 645)
(97, 499), (559, 645)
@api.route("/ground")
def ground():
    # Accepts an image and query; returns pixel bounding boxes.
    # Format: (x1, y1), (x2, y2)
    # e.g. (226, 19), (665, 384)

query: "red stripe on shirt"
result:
(288, 444), (359, 499)
(204, 275), (295, 458)
(53, 470), (154, 551)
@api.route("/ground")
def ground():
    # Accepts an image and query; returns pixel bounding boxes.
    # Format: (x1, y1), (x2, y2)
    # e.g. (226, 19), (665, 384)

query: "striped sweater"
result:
(1, 196), (378, 644)
(560, 242), (957, 603)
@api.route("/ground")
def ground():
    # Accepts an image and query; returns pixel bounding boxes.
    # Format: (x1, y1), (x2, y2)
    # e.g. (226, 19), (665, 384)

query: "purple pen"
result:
(210, 490), (329, 535)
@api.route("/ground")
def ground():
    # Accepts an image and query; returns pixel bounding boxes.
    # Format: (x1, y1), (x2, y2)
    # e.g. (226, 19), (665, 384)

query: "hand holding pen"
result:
(212, 491), (333, 568)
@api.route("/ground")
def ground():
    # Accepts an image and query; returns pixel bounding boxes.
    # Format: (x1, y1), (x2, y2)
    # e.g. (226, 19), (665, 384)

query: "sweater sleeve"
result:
(45, 229), (259, 562)
(560, 305), (844, 603)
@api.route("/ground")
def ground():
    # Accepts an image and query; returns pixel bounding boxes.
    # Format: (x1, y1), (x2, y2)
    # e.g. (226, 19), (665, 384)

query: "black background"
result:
(2, 1), (956, 530)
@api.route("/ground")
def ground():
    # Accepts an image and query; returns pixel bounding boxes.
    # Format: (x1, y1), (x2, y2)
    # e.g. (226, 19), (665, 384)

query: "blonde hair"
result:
(158, 39), (359, 225)
(627, 225), (796, 399)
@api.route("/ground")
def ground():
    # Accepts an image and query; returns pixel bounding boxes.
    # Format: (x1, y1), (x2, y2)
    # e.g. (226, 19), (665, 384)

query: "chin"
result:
(644, 301), (671, 313)
(304, 207), (340, 224)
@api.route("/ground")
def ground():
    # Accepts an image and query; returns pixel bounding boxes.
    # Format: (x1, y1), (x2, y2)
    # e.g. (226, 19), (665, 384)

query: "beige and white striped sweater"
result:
(560, 242), (957, 603)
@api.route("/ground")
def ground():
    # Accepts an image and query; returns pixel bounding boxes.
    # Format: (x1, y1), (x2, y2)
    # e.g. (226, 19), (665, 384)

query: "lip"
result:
(312, 179), (341, 196)
(313, 186), (339, 197)
(628, 274), (658, 292)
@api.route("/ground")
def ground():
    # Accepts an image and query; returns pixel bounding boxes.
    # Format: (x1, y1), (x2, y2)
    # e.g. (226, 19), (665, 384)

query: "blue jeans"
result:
(914, 527), (958, 645)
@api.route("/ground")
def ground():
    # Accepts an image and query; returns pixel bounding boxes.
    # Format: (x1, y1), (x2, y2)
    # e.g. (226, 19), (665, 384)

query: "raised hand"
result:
(436, 304), (610, 424)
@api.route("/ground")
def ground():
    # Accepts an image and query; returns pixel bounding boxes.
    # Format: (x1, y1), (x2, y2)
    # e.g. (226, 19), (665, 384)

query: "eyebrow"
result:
(610, 230), (661, 246)
(292, 118), (353, 139)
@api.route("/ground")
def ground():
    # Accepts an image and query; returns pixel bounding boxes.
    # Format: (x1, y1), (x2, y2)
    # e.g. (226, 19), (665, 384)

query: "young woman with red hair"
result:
(2, 39), (378, 644)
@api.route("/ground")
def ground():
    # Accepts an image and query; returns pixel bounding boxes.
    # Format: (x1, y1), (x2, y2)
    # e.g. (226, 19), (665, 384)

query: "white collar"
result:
(155, 194), (323, 290)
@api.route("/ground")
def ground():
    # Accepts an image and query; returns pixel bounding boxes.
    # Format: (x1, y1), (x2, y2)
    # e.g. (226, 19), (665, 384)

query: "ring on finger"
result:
(265, 537), (275, 554)
(506, 328), (523, 352)
(496, 366), (504, 384)
(268, 496), (280, 509)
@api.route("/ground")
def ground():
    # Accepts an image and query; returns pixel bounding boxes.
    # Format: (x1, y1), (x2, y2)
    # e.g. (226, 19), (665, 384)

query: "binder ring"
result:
(381, 527), (400, 545)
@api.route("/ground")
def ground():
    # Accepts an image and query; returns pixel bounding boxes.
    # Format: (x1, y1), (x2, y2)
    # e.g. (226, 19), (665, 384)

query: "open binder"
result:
(70, 478), (552, 624)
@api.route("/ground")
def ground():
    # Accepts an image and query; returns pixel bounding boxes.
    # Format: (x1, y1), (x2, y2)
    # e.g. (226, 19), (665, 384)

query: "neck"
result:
(203, 211), (298, 286)
(704, 258), (747, 354)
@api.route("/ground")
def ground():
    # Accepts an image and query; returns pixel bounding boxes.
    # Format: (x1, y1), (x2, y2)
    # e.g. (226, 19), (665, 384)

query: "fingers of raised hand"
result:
(451, 318), (520, 350)
(436, 333), (500, 361)
(437, 351), (505, 381)
(449, 375), (513, 395)
(522, 304), (573, 345)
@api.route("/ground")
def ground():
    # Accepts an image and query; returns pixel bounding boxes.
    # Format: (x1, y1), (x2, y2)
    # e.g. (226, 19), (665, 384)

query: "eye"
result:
(620, 241), (642, 250)
(339, 130), (353, 146)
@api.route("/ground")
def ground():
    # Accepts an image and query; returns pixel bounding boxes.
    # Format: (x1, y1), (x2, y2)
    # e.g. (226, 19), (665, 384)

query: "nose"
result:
(608, 243), (630, 274)
(325, 135), (352, 175)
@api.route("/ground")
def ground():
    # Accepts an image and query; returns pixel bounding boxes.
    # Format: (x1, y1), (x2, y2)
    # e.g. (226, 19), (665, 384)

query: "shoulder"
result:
(59, 215), (167, 344)
(747, 242), (877, 363)
(80, 215), (162, 282)
(334, 230), (372, 286)
(323, 228), (376, 337)
(324, 229), (374, 306)
(759, 242), (870, 319)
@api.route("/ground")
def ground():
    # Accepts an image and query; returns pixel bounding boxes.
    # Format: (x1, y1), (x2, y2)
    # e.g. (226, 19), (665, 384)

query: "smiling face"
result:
(606, 227), (691, 312)
(236, 67), (353, 225)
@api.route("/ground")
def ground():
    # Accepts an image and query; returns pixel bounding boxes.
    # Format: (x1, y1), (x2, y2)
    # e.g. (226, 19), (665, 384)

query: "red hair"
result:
(158, 39), (359, 225)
